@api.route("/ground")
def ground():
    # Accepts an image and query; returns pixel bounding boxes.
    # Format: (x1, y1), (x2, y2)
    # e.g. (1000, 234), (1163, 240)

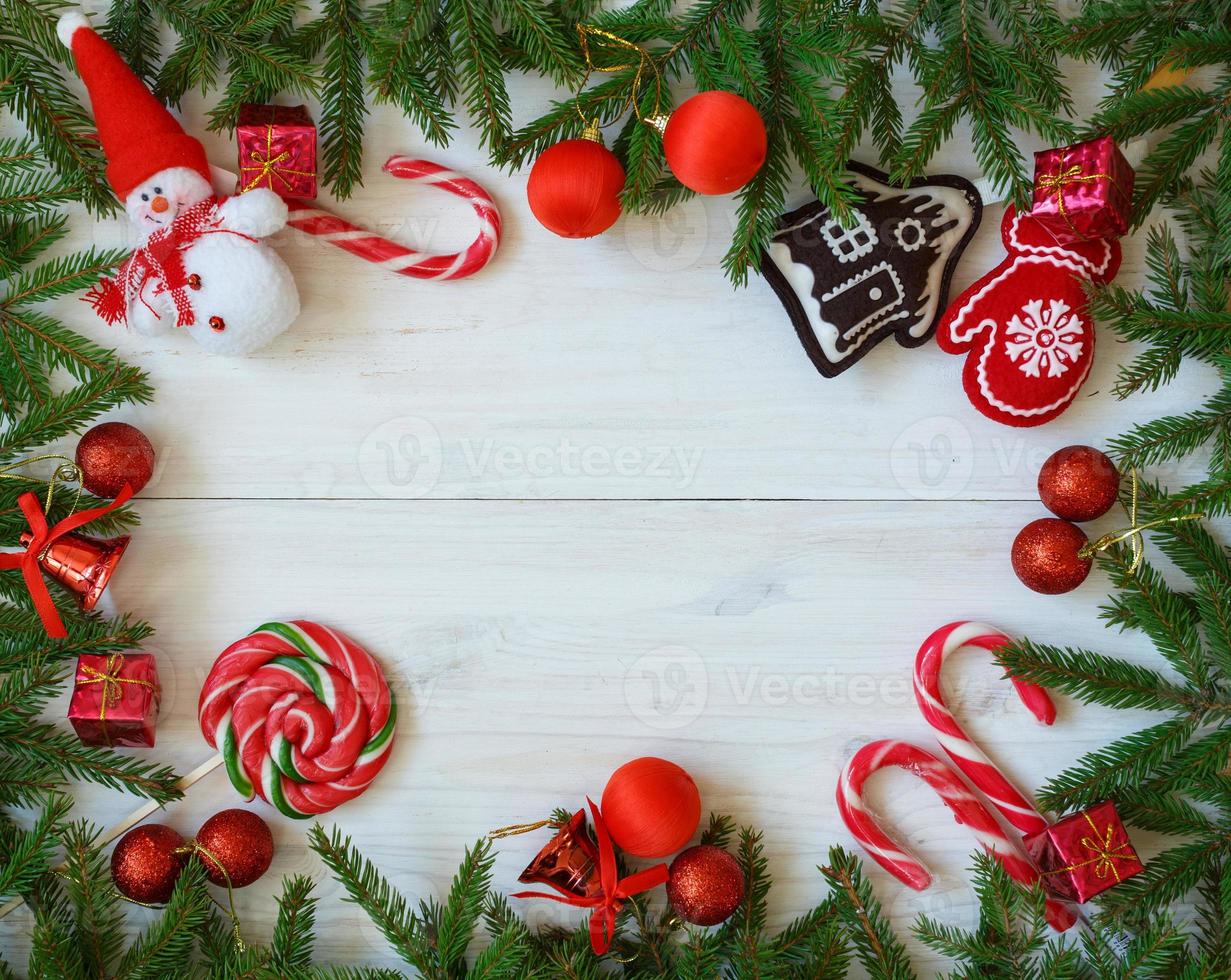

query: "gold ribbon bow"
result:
(240, 122), (316, 194)
(1078, 468), (1203, 574)
(1036, 154), (1114, 240)
(78, 654), (155, 723)
(1044, 811), (1137, 882)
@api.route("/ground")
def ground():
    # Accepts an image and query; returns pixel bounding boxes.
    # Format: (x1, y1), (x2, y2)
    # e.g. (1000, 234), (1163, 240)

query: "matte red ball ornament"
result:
(527, 133), (625, 238)
(194, 809), (274, 887)
(600, 756), (701, 858)
(666, 844), (745, 925)
(76, 422), (155, 498)
(663, 91), (767, 195)
(111, 824), (186, 904)
(1012, 518), (1092, 594)
(1038, 445), (1120, 522)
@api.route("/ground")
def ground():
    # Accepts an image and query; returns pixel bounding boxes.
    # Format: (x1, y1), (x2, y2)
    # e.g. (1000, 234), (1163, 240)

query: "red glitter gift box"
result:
(1023, 800), (1144, 903)
(1030, 136), (1134, 245)
(68, 652), (160, 748)
(236, 103), (317, 200)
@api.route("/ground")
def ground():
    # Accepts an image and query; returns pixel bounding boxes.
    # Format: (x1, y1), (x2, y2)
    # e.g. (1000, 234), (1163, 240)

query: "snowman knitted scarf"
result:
(86, 197), (257, 328)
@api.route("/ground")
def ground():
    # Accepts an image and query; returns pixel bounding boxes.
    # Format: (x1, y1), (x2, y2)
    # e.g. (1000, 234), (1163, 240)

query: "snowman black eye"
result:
(140, 193), (148, 201)
(153, 186), (161, 194)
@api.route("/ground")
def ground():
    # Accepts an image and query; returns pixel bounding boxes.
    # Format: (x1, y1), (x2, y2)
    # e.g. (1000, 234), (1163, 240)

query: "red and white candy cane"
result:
(837, 740), (1075, 931)
(285, 156), (500, 280)
(914, 621), (1055, 836)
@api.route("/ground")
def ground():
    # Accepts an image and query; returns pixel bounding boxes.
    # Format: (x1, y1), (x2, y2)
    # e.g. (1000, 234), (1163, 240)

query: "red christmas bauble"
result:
(527, 137), (625, 238)
(601, 757), (701, 858)
(111, 824), (186, 904)
(663, 91), (767, 195)
(1012, 518), (1092, 594)
(666, 844), (745, 926)
(76, 422), (155, 498)
(1038, 445), (1119, 522)
(193, 809), (274, 887)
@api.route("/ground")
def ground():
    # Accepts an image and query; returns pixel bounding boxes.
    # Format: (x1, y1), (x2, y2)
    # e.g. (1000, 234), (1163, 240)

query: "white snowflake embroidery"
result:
(1003, 298), (1085, 379)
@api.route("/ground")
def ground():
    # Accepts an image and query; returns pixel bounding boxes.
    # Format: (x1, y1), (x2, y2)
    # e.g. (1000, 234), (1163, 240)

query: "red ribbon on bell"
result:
(0, 484), (133, 638)
(512, 798), (669, 955)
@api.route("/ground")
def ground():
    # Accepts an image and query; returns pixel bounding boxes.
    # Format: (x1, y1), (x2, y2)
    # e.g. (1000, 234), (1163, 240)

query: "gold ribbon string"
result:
(1077, 468), (1204, 574)
(574, 25), (668, 138)
(240, 120), (316, 194)
(0, 455), (83, 531)
(175, 840), (247, 954)
(1036, 152), (1115, 240)
(1041, 811), (1136, 882)
(78, 653), (156, 728)
(488, 818), (555, 840)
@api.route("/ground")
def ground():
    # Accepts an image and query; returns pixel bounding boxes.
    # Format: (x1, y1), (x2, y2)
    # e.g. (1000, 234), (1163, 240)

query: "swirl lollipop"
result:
(199, 620), (396, 818)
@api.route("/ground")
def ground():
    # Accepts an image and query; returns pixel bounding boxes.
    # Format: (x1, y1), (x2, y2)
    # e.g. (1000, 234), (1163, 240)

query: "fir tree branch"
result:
(0, 723), (182, 802)
(113, 859), (213, 980)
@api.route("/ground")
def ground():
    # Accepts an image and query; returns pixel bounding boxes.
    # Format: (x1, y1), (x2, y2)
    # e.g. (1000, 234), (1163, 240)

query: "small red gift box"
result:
(1024, 800), (1144, 903)
(68, 652), (160, 748)
(237, 103), (317, 200)
(1031, 136), (1134, 244)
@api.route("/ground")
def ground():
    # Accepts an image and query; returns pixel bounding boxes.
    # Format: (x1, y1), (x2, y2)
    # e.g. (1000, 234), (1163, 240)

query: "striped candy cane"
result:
(199, 620), (396, 818)
(285, 156), (500, 280)
(914, 621), (1055, 836)
(837, 740), (1075, 931)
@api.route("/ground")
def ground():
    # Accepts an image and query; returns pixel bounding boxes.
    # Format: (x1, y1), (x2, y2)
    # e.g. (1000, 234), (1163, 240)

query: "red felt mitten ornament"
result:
(935, 207), (1122, 427)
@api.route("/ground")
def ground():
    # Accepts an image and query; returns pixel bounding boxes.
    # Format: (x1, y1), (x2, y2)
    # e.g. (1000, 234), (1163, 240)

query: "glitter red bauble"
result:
(600, 757), (701, 858)
(76, 422), (155, 498)
(1038, 445), (1120, 522)
(663, 91), (767, 195)
(111, 824), (186, 904)
(666, 844), (745, 926)
(1012, 518), (1092, 594)
(194, 809), (274, 887)
(527, 137), (625, 238)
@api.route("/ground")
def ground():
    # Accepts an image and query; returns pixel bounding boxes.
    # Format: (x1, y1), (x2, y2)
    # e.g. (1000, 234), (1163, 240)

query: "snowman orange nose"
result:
(151, 196), (169, 213)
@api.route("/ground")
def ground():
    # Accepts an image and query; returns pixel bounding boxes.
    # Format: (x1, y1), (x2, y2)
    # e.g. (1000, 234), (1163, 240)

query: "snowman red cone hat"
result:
(57, 11), (210, 200)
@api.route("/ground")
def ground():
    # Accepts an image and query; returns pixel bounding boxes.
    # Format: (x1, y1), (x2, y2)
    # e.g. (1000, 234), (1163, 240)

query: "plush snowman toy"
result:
(58, 12), (299, 355)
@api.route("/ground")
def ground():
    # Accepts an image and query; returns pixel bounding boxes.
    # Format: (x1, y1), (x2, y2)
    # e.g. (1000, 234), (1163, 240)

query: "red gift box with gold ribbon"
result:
(236, 103), (317, 200)
(1024, 800), (1144, 902)
(68, 652), (160, 747)
(1030, 136), (1134, 245)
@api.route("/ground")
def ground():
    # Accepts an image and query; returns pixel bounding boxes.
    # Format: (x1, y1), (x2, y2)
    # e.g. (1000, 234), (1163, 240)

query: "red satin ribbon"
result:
(512, 798), (669, 955)
(0, 484), (133, 638)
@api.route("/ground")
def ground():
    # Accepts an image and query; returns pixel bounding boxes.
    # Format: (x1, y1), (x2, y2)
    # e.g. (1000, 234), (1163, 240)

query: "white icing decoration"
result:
(893, 217), (925, 252)
(820, 261), (908, 347)
(1003, 298), (1084, 378)
(821, 213), (877, 263)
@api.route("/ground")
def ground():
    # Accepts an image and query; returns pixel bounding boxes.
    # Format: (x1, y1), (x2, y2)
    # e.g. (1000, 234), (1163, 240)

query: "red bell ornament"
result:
(527, 128), (625, 238)
(20, 528), (129, 610)
(663, 91), (767, 195)
(518, 809), (603, 900)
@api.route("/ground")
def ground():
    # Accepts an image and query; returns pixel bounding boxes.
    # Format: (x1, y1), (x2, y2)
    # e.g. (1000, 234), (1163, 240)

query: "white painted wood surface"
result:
(0, 51), (1215, 976)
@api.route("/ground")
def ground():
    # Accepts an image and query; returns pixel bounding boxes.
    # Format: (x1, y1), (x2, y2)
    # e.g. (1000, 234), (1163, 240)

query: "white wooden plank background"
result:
(0, 46), (1216, 975)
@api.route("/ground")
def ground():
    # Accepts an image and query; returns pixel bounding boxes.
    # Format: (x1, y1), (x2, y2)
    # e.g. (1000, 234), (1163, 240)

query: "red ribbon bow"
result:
(512, 798), (669, 955)
(0, 485), (132, 638)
